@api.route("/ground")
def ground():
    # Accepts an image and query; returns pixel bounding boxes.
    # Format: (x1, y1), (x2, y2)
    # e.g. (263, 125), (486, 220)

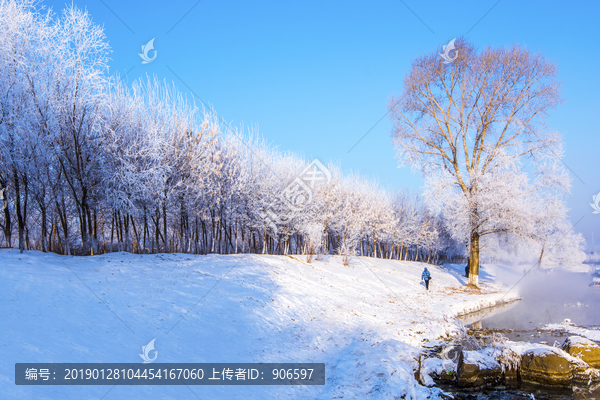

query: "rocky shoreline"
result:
(419, 335), (600, 396)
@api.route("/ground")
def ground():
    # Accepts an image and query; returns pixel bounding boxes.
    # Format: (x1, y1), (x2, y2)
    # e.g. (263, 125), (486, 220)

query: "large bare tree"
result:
(389, 38), (567, 286)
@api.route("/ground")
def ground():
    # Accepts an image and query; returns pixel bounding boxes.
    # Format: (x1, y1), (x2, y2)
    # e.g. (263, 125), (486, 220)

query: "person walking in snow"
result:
(421, 267), (431, 290)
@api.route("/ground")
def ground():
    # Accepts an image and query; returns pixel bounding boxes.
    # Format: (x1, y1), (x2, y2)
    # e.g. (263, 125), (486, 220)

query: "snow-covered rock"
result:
(520, 346), (586, 387)
(420, 356), (457, 386)
(456, 350), (502, 388)
(421, 340), (600, 391)
(562, 336), (600, 368)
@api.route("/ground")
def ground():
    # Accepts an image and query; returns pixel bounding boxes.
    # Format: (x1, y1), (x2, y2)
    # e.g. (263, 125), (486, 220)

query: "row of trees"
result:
(0, 0), (461, 263)
(0, 1), (584, 276)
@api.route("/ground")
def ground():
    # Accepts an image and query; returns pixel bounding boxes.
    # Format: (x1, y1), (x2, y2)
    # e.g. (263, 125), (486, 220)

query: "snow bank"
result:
(543, 322), (600, 342)
(419, 357), (457, 387)
(0, 250), (518, 399)
(319, 340), (446, 399)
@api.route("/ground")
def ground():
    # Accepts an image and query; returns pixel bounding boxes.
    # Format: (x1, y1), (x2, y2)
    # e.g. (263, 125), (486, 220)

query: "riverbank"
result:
(1, 250), (521, 399)
(423, 265), (600, 400)
(420, 333), (600, 399)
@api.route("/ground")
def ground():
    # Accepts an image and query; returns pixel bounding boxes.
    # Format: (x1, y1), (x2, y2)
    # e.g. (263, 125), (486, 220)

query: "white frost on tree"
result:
(390, 38), (583, 285)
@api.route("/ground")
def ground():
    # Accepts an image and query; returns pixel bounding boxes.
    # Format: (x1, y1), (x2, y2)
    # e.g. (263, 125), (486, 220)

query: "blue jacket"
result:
(421, 268), (431, 281)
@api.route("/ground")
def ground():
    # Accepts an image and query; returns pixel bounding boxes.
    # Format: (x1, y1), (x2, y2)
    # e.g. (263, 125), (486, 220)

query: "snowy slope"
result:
(1, 250), (518, 399)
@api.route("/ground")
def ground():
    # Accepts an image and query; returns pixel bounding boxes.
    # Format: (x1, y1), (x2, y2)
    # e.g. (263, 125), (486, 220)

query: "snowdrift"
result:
(1, 250), (518, 399)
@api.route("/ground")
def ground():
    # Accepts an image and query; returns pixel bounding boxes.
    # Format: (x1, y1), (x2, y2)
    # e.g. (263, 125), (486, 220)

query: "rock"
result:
(562, 336), (600, 368)
(440, 366), (456, 382)
(571, 365), (600, 386)
(419, 356), (457, 385)
(503, 365), (519, 384)
(457, 350), (502, 388)
(520, 347), (572, 386)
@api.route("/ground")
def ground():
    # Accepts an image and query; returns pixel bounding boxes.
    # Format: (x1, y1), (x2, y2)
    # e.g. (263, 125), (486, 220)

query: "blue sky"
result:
(43, 0), (600, 247)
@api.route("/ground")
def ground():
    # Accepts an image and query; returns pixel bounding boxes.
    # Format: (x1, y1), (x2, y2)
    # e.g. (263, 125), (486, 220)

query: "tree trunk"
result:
(162, 196), (168, 253)
(124, 213), (130, 253)
(537, 244), (545, 272)
(90, 208), (98, 255)
(398, 234), (405, 260)
(49, 217), (55, 253)
(143, 209), (148, 253)
(110, 213), (115, 253)
(468, 231), (480, 287)
(13, 171), (27, 253)
(0, 182), (11, 247)
(131, 216), (138, 254)
(56, 200), (70, 256)
(40, 204), (48, 252)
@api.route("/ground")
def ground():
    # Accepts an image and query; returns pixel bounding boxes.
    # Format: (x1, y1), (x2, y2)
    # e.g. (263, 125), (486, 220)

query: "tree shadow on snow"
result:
(441, 263), (495, 286)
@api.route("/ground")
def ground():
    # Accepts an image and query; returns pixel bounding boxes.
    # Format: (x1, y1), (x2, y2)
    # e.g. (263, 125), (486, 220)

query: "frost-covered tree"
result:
(0, 0), (56, 252)
(390, 38), (574, 286)
(0, 0), (461, 262)
(51, 5), (111, 255)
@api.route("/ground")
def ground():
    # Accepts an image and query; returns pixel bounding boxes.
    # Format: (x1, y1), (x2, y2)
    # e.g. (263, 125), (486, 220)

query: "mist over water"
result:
(449, 268), (600, 398)
(481, 268), (599, 333)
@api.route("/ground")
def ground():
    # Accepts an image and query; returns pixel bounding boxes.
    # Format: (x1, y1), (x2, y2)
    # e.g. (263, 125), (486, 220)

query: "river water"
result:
(460, 268), (600, 344)
(446, 267), (600, 399)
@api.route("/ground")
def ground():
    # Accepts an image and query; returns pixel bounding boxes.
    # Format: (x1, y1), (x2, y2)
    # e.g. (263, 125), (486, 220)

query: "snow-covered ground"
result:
(1, 250), (520, 399)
